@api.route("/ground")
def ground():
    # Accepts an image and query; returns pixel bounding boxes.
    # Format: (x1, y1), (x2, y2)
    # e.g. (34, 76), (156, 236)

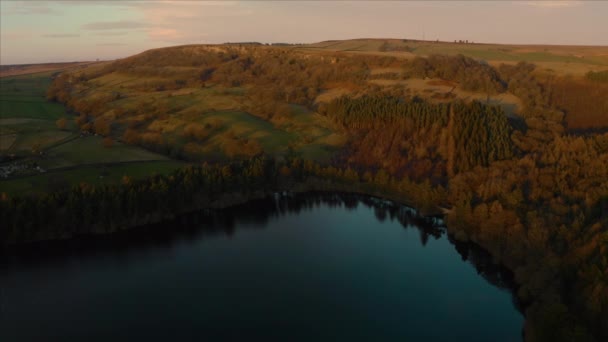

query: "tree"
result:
(56, 117), (67, 130)
(75, 114), (88, 128)
(122, 129), (139, 144)
(94, 117), (112, 136)
(102, 137), (114, 148)
(183, 123), (209, 142)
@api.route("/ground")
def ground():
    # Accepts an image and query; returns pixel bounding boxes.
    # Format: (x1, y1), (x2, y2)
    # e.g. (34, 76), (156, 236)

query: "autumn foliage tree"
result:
(55, 117), (67, 130)
(93, 117), (112, 136)
(102, 137), (114, 148)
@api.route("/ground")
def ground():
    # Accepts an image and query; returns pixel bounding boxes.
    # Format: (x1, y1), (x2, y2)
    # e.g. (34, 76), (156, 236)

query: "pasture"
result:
(0, 72), (70, 154)
(0, 72), (185, 196)
(0, 62), (96, 78)
(38, 135), (171, 170)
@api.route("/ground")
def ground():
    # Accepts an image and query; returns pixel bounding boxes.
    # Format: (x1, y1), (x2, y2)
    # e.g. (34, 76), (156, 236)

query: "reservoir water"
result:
(0, 193), (523, 341)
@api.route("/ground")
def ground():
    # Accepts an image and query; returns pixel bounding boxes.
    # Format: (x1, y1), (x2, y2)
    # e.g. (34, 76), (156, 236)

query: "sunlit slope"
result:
(49, 45), (351, 162)
(301, 38), (608, 76)
(49, 40), (608, 165)
(0, 72), (183, 195)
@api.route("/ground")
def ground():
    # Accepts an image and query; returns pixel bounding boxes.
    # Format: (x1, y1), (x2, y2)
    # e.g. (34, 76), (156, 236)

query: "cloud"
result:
(93, 32), (130, 36)
(1, 30), (33, 40)
(42, 33), (80, 38)
(82, 20), (149, 30)
(132, 1), (251, 43)
(96, 43), (128, 46)
(147, 28), (182, 41)
(521, 1), (583, 8)
(2, 1), (58, 15)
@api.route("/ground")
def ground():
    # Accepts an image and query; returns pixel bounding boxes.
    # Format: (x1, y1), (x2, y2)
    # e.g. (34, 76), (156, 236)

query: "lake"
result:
(0, 193), (523, 341)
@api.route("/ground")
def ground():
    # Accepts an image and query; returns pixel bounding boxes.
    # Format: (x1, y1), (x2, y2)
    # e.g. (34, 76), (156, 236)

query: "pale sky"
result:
(1, 0), (607, 65)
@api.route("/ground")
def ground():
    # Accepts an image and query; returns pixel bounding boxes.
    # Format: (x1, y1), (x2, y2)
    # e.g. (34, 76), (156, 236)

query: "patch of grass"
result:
(1, 72), (189, 196)
(0, 73), (53, 94)
(0, 62), (93, 78)
(411, 45), (594, 65)
(91, 72), (140, 88)
(516, 52), (597, 64)
(39, 135), (170, 169)
(200, 110), (297, 156)
(296, 143), (339, 162)
(10, 131), (73, 153)
(0, 99), (66, 120)
(0, 75), (66, 122)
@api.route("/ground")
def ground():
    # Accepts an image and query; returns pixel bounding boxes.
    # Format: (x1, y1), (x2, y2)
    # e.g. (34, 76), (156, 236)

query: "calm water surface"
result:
(0, 193), (523, 341)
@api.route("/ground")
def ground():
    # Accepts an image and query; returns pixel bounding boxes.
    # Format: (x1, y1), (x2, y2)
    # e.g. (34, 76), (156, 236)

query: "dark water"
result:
(0, 193), (523, 341)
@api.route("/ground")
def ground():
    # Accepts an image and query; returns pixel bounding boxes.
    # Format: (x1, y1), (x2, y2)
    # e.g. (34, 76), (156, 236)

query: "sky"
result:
(1, 0), (607, 65)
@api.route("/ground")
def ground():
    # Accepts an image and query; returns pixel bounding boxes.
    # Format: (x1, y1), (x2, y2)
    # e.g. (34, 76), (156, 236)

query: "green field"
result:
(38, 135), (171, 169)
(0, 72), (67, 153)
(0, 72), (186, 195)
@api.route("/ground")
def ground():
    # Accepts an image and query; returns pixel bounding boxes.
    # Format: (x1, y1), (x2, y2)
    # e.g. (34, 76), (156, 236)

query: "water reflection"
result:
(0, 191), (523, 342)
(1, 192), (518, 298)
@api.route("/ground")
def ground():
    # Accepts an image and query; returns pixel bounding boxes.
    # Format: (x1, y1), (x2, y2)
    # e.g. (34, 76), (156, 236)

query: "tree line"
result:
(0, 155), (444, 245)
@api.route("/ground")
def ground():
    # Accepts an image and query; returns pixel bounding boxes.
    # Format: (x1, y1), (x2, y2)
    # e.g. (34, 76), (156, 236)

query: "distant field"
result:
(0, 62), (97, 78)
(38, 135), (170, 170)
(0, 72), (185, 196)
(0, 72), (71, 153)
(300, 38), (608, 76)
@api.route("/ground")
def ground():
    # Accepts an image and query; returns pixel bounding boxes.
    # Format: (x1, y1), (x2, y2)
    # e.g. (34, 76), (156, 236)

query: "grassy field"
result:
(0, 72), (70, 153)
(38, 135), (171, 169)
(0, 62), (96, 78)
(301, 38), (608, 76)
(0, 72), (185, 195)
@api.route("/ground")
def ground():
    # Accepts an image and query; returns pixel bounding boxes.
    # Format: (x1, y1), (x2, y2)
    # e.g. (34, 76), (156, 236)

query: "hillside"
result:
(2, 39), (608, 341)
(0, 71), (183, 194)
(301, 38), (608, 76)
(4, 41), (608, 170)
